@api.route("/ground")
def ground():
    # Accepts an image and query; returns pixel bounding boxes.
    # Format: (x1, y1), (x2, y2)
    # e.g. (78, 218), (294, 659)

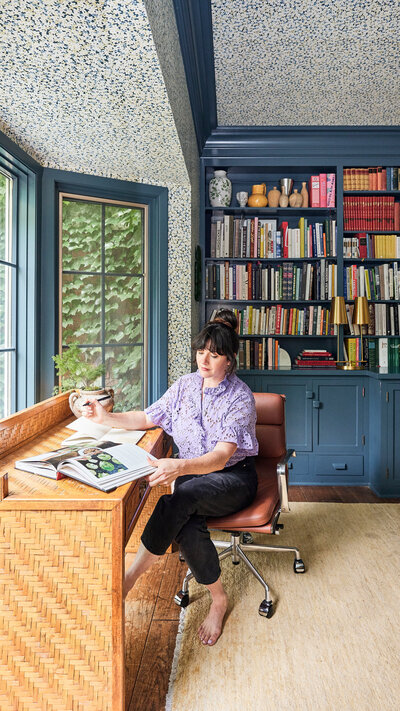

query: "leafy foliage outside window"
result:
(61, 199), (145, 411)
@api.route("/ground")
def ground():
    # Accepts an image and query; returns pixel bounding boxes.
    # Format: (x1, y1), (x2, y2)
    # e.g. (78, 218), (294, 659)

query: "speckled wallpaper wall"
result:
(0, 0), (198, 385)
(211, 0), (399, 125)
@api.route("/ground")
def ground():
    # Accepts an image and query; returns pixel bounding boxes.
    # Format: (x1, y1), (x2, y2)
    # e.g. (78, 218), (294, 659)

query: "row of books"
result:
(236, 338), (287, 371)
(345, 338), (400, 372)
(293, 349), (336, 369)
(343, 195), (400, 231)
(308, 173), (336, 207)
(210, 214), (338, 259)
(343, 263), (400, 301)
(343, 233), (400, 259)
(206, 261), (338, 301)
(367, 304), (400, 336)
(343, 167), (400, 192)
(231, 305), (335, 336)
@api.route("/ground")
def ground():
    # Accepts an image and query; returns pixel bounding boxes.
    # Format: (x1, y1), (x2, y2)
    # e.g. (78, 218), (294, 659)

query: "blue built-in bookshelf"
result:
(200, 127), (400, 496)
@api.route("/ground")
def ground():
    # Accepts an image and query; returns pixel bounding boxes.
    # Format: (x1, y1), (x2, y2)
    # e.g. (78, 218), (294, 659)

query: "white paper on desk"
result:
(62, 417), (145, 446)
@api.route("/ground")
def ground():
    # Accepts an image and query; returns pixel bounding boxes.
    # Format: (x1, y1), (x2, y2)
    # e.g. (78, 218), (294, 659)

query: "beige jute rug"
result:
(165, 503), (400, 711)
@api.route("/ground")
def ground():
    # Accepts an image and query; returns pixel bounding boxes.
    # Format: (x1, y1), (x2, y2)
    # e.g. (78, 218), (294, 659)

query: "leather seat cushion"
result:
(207, 457), (280, 531)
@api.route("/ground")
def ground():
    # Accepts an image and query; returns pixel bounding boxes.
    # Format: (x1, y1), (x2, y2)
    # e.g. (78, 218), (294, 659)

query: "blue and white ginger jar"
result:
(209, 170), (232, 207)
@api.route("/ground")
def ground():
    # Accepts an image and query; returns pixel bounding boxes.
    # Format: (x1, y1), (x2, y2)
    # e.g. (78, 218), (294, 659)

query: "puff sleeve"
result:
(218, 391), (258, 454)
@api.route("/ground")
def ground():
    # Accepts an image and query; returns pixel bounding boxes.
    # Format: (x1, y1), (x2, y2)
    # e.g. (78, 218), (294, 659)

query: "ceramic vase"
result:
(301, 181), (309, 208)
(209, 170), (232, 207)
(69, 387), (114, 418)
(248, 183), (268, 208)
(267, 186), (281, 208)
(279, 189), (289, 208)
(289, 189), (303, 208)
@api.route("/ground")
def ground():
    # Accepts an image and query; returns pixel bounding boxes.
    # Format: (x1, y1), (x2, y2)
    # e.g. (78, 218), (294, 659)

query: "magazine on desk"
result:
(15, 441), (156, 492)
(60, 416), (146, 446)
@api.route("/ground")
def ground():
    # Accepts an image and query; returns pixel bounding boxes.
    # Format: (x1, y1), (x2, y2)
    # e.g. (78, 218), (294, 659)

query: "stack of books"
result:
(294, 349), (336, 369)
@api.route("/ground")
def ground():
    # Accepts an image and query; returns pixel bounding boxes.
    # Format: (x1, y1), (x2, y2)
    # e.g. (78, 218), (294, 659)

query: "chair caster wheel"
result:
(258, 599), (273, 618)
(174, 590), (189, 608)
(294, 558), (305, 574)
(179, 552), (185, 562)
(242, 532), (253, 544)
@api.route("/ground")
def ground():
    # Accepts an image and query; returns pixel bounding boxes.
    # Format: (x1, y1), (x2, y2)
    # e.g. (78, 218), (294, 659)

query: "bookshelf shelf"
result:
(344, 190), (400, 196)
(205, 207), (336, 214)
(343, 231), (400, 235)
(205, 299), (332, 304)
(206, 257), (336, 263)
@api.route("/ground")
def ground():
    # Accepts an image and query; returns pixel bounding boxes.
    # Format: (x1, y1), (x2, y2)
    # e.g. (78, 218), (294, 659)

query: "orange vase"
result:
(248, 183), (268, 208)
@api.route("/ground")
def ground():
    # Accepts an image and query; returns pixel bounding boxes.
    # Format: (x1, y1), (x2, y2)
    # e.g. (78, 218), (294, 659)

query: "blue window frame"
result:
(40, 169), (168, 406)
(0, 139), (39, 416)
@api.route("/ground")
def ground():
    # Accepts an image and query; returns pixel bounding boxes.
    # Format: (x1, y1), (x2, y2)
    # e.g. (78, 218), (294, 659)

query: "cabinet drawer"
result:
(287, 454), (309, 479)
(314, 455), (364, 478)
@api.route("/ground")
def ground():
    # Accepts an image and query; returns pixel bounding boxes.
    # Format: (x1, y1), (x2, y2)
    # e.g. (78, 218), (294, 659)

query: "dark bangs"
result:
(192, 323), (239, 372)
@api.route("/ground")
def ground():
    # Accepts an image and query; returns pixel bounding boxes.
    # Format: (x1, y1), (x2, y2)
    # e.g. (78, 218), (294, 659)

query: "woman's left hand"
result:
(146, 457), (183, 487)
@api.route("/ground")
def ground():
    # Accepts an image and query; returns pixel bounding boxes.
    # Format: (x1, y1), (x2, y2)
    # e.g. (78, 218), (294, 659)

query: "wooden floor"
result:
(125, 485), (399, 711)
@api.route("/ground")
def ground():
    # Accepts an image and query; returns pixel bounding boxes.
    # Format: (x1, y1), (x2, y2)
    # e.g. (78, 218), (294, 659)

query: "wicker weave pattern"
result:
(0, 509), (113, 710)
(0, 394), (71, 457)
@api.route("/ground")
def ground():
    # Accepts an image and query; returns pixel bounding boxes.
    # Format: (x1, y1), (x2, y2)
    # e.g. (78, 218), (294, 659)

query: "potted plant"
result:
(52, 344), (114, 417)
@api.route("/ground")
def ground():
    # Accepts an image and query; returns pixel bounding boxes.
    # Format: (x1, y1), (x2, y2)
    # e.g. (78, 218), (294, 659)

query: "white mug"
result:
(236, 191), (248, 207)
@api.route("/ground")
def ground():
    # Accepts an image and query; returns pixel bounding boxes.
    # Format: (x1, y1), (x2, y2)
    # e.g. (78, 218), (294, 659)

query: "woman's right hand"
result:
(82, 398), (108, 424)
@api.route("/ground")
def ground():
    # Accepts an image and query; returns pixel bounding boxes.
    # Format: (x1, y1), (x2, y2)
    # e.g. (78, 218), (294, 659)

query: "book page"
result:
(58, 442), (156, 485)
(63, 418), (145, 446)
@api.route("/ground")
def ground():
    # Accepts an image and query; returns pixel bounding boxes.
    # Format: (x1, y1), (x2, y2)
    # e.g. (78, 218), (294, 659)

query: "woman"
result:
(83, 309), (258, 646)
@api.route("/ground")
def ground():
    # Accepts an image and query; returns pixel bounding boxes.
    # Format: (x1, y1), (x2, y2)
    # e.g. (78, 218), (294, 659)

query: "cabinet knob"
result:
(332, 463), (347, 470)
(306, 391), (314, 399)
(312, 400), (321, 408)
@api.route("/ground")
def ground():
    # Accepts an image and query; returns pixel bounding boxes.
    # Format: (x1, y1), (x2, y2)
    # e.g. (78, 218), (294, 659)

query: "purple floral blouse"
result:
(145, 371), (258, 467)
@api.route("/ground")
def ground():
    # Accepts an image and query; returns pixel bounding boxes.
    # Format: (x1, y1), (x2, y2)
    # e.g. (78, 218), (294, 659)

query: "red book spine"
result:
(394, 202), (400, 231)
(319, 173), (327, 208)
(309, 175), (320, 207)
(282, 221), (289, 258)
(275, 304), (282, 334)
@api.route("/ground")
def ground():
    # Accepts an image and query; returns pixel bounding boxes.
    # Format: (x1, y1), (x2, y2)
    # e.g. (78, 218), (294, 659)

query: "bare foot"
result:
(198, 592), (228, 646)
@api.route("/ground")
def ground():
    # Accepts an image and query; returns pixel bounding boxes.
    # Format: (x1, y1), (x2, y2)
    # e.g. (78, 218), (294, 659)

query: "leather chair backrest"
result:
(253, 392), (286, 459)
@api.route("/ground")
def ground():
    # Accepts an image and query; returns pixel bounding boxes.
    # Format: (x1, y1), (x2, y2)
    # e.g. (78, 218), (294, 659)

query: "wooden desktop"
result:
(0, 392), (171, 711)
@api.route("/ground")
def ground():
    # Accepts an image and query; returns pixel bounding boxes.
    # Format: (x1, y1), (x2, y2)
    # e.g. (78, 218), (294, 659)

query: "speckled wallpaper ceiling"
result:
(211, 0), (400, 125)
(0, 0), (198, 385)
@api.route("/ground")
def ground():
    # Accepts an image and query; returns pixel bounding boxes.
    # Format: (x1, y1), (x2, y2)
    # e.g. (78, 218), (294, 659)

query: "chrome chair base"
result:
(174, 531), (305, 618)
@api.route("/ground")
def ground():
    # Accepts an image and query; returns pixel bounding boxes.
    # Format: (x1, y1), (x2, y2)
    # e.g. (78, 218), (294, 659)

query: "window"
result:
(0, 170), (14, 417)
(59, 194), (148, 410)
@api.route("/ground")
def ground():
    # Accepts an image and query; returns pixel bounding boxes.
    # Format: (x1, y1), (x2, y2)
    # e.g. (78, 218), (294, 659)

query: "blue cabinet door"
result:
(312, 378), (365, 455)
(386, 384), (400, 492)
(311, 378), (366, 482)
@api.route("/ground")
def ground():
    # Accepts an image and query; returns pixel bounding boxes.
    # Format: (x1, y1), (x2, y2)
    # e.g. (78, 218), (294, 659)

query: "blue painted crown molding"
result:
(172, 0), (217, 152)
(203, 126), (400, 162)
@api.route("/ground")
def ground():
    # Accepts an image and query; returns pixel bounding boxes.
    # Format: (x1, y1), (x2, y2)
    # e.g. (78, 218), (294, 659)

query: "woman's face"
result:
(196, 345), (230, 385)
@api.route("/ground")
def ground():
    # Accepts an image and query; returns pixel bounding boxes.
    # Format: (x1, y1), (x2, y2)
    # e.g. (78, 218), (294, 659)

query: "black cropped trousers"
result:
(141, 457), (258, 586)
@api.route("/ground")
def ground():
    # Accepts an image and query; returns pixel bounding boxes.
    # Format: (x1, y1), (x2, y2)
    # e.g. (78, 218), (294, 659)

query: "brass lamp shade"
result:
(353, 296), (369, 325)
(330, 296), (347, 324)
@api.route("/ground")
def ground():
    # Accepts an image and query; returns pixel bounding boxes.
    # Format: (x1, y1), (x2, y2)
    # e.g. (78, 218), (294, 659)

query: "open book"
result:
(61, 416), (146, 447)
(15, 441), (156, 492)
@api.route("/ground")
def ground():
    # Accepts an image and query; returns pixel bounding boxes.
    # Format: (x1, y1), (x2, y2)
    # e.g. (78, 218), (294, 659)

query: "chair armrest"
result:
(276, 449), (296, 513)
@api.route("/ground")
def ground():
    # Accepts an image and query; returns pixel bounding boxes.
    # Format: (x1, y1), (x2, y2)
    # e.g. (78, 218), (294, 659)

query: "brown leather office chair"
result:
(174, 392), (305, 618)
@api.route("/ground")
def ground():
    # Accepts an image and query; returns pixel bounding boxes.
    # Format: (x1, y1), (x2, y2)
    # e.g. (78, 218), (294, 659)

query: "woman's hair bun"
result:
(210, 308), (238, 331)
